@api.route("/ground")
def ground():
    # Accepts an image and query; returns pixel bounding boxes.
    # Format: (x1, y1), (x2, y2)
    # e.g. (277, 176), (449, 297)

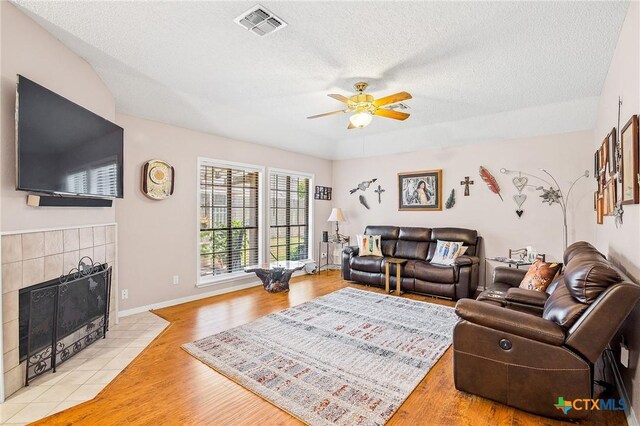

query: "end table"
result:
(385, 258), (407, 296)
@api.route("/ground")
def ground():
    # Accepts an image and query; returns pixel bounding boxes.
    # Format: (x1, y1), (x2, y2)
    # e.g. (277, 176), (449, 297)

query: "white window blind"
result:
(65, 162), (117, 197)
(269, 171), (310, 262)
(66, 171), (88, 194)
(89, 163), (118, 197)
(199, 162), (260, 279)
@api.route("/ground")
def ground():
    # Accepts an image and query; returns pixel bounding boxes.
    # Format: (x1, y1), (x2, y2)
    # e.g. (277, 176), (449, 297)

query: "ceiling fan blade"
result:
(373, 91), (412, 107)
(374, 109), (410, 120)
(307, 109), (349, 119)
(347, 122), (356, 129)
(328, 94), (351, 104)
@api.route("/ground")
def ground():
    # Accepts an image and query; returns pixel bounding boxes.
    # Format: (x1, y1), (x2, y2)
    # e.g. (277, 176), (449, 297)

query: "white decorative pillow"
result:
(357, 234), (383, 256)
(431, 240), (465, 265)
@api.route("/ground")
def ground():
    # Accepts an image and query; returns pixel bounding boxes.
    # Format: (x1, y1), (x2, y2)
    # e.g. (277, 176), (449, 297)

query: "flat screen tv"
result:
(16, 75), (124, 199)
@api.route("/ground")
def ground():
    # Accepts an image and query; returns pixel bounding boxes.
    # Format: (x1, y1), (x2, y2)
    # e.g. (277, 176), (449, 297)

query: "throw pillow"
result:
(357, 234), (382, 256)
(431, 240), (465, 265)
(519, 259), (562, 292)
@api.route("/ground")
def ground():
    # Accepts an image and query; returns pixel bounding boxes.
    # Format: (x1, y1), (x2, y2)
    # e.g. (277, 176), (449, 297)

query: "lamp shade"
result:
(327, 207), (345, 222)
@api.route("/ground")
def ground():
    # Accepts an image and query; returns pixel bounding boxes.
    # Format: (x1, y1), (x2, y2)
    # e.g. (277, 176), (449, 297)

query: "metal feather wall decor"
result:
(445, 189), (455, 209)
(358, 194), (370, 209)
(478, 166), (503, 201)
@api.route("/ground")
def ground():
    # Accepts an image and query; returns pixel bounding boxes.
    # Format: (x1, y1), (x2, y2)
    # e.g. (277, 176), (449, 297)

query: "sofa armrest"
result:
(343, 245), (359, 256)
(506, 288), (548, 307)
(492, 266), (527, 288)
(454, 255), (479, 267)
(341, 246), (358, 280)
(455, 299), (565, 346)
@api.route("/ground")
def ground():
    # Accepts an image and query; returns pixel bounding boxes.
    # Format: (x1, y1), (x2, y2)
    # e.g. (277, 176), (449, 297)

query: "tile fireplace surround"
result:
(1, 224), (118, 398)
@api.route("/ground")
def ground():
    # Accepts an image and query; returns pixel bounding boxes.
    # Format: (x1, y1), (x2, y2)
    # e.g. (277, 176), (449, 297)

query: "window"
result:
(269, 170), (311, 262)
(198, 160), (262, 283)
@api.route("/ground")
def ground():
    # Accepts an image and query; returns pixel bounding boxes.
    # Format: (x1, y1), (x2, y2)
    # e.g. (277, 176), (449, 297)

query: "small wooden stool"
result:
(385, 258), (407, 296)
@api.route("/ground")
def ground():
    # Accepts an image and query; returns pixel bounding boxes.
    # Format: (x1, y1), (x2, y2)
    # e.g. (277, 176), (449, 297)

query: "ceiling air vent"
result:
(234, 5), (287, 36)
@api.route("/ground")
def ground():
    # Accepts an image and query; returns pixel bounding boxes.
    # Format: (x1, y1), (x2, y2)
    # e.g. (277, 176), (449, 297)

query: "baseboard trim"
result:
(118, 280), (262, 317)
(605, 349), (638, 426)
(117, 270), (308, 318)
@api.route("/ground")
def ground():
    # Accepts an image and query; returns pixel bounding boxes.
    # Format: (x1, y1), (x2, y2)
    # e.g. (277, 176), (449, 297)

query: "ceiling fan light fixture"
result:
(349, 111), (373, 128)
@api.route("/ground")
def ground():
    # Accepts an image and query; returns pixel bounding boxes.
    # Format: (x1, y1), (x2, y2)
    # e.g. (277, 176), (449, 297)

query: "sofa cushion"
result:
(350, 255), (383, 273)
(414, 261), (456, 284)
(543, 279), (588, 329)
(398, 227), (431, 241)
(365, 225), (399, 239)
(431, 228), (478, 255)
(431, 240), (465, 265)
(415, 279), (456, 298)
(564, 255), (621, 304)
(356, 234), (382, 256)
(563, 241), (605, 265)
(350, 270), (383, 287)
(518, 259), (562, 292)
(395, 240), (429, 260)
(364, 226), (398, 256)
(381, 258), (416, 278)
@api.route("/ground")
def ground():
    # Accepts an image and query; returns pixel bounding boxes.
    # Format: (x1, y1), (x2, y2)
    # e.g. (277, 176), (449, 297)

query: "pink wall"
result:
(592, 1), (640, 420)
(332, 130), (595, 270)
(0, 2), (116, 232)
(114, 114), (333, 311)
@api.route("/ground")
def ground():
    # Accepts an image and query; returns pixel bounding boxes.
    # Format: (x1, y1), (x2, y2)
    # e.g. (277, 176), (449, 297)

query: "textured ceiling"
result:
(13, 1), (629, 160)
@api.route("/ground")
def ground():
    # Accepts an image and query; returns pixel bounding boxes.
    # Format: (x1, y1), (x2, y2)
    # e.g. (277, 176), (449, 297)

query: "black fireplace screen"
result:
(18, 257), (111, 385)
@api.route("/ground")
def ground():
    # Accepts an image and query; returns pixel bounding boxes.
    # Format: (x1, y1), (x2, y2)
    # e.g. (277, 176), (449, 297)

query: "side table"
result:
(484, 257), (534, 291)
(317, 240), (346, 274)
(385, 258), (407, 296)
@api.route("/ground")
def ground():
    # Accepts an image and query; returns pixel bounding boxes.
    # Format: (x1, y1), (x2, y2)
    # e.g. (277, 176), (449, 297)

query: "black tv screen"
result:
(16, 75), (124, 199)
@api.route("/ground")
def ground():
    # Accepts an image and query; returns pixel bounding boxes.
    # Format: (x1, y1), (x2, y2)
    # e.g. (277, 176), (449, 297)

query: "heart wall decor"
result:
(510, 172), (528, 218)
(512, 176), (528, 192)
(513, 194), (527, 208)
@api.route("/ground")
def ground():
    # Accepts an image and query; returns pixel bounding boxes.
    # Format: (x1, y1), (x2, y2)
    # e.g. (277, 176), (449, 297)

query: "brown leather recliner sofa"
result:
(342, 226), (480, 300)
(453, 241), (640, 420)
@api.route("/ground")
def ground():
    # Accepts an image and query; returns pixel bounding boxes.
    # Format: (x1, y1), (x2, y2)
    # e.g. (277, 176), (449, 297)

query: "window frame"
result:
(196, 157), (264, 287)
(267, 167), (314, 263)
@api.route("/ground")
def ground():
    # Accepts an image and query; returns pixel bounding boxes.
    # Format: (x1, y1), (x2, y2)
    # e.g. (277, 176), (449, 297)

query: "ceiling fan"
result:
(307, 82), (412, 129)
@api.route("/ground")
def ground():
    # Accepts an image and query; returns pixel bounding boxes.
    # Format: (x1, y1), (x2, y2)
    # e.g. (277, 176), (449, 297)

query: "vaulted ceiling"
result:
(13, 1), (629, 159)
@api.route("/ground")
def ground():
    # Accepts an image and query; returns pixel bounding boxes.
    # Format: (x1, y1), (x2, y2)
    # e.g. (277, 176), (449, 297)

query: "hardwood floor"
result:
(35, 272), (625, 425)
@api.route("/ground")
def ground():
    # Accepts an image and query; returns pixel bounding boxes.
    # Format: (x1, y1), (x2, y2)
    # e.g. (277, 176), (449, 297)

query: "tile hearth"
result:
(0, 311), (168, 425)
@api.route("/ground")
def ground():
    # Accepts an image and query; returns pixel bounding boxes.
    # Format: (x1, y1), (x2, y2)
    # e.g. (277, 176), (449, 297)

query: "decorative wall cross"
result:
(460, 176), (474, 196)
(374, 185), (385, 204)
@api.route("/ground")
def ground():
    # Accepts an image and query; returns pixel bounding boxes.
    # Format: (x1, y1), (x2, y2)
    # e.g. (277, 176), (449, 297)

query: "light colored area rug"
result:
(182, 287), (458, 426)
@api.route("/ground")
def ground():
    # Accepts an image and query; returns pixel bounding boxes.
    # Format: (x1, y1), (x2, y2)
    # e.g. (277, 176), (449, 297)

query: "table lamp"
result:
(327, 208), (346, 242)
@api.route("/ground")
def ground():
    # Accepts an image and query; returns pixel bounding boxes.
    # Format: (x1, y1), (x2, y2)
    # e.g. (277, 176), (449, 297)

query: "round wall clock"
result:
(142, 159), (175, 200)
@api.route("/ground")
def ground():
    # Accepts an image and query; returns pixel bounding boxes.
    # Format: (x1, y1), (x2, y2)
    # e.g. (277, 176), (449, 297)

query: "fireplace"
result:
(18, 258), (112, 385)
(1, 224), (118, 398)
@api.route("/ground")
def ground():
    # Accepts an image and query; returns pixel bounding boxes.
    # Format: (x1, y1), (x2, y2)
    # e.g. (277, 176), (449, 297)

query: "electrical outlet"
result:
(621, 342), (630, 367)
(172, 275), (179, 285)
(121, 289), (128, 300)
(321, 252), (327, 259)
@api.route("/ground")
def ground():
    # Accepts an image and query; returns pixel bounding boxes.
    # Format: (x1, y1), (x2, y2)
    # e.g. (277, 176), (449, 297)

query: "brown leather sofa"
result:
(342, 226), (480, 300)
(453, 241), (640, 420)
